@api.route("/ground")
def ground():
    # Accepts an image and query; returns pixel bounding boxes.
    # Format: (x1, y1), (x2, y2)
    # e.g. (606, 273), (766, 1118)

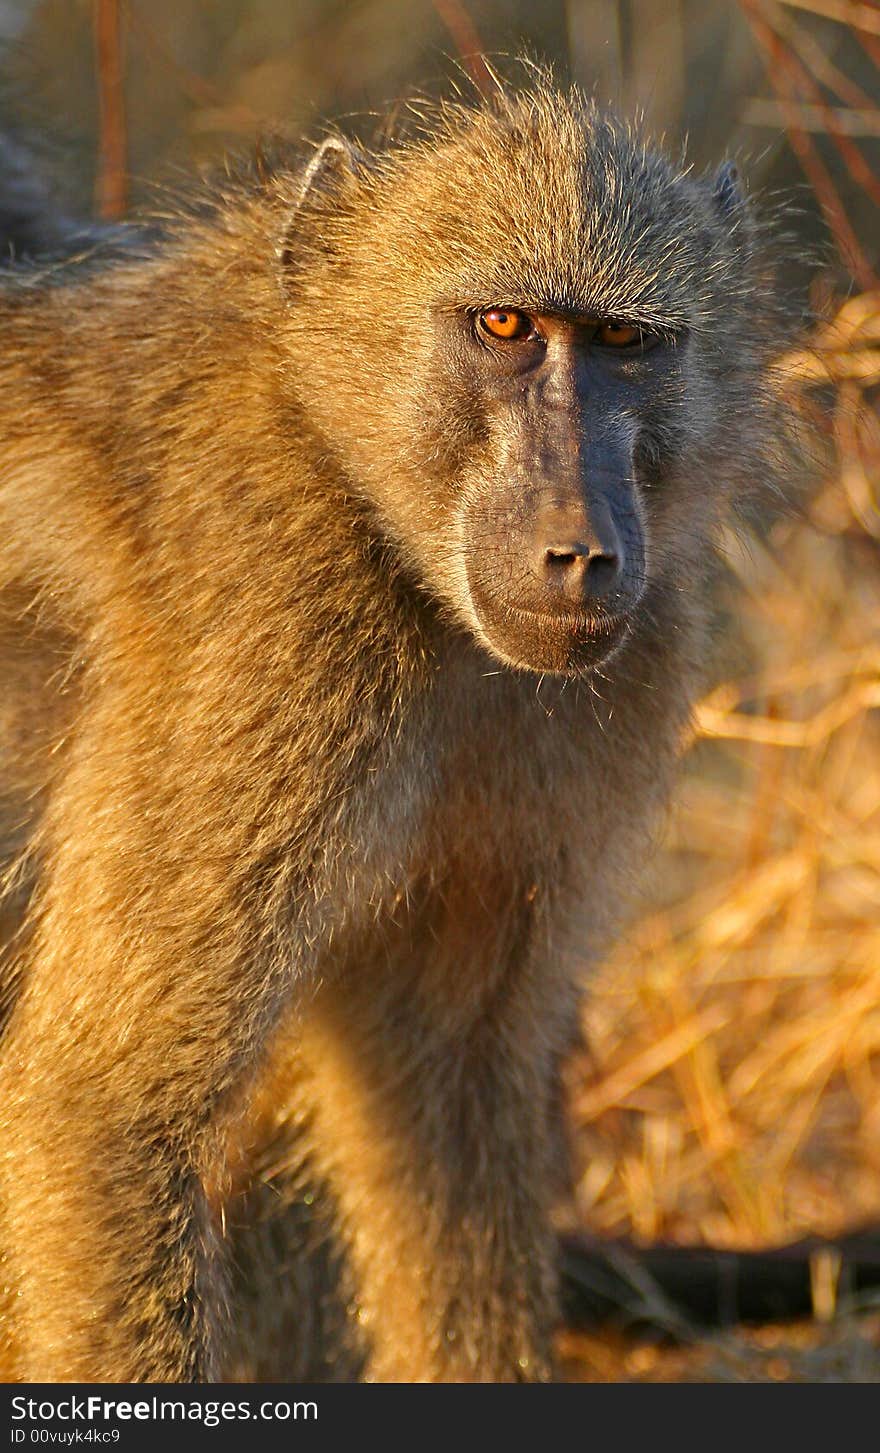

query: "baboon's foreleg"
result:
(296, 949), (569, 1383)
(0, 732), (282, 1382)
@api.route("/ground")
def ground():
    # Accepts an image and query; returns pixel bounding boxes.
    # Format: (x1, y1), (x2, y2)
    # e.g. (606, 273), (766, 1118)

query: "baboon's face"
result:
(286, 97), (764, 677)
(425, 304), (676, 675)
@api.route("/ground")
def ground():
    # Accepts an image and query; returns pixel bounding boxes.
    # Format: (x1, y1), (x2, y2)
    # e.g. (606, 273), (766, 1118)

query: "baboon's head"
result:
(281, 80), (780, 676)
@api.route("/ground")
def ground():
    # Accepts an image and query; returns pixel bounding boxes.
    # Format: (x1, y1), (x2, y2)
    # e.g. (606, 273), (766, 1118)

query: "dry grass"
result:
(566, 291), (880, 1257)
(559, 1312), (880, 1382)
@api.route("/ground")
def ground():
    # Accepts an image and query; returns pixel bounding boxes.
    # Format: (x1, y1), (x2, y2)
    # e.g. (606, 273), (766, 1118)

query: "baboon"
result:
(0, 76), (786, 1383)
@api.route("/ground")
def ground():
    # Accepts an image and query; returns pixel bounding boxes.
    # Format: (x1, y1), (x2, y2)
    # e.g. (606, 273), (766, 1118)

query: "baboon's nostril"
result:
(545, 545), (583, 569)
(541, 540), (621, 602)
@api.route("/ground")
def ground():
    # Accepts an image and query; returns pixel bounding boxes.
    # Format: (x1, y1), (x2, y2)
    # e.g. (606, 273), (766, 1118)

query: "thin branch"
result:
(854, 26), (880, 69)
(771, 1), (880, 108)
(739, 0), (879, 289)
(430, 0), (493, 96)
(761, 4), (880, 209)
(93, 0), (127, 220)
(779, 0), (880, 36)
(744, 98), (880, 134)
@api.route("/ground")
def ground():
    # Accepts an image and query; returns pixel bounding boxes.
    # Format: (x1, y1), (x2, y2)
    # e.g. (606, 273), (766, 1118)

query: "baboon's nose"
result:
(535, 506), (623, 606)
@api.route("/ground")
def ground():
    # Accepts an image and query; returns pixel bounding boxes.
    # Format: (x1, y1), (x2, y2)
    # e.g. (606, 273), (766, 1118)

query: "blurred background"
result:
(3, 0), (879, 1382)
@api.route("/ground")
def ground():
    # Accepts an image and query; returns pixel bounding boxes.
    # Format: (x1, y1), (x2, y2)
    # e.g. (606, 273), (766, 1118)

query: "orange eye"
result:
(479, 308), (533, 341)
(595, 322), (642, 348)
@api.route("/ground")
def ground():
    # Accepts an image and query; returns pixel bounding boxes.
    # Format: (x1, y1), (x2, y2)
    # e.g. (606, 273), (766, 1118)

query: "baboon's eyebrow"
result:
(440, 293), (687, 335)
(438, 274), (692, 329)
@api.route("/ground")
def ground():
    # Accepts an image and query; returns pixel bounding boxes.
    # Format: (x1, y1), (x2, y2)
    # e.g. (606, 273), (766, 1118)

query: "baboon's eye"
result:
(594, 322), (643, 349)
(479, 308), (534, 341)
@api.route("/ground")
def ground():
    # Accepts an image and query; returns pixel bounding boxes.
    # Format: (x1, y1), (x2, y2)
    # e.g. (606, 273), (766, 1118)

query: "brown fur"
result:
(0, 79), (786, 1382)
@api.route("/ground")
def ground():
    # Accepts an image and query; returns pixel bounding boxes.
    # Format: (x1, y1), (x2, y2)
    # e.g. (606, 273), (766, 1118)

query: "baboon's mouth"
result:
(509, 604), (629, 635)
(469, 590), (634, 676)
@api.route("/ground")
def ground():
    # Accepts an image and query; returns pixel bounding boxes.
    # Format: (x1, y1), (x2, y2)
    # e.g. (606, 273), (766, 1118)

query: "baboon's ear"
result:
(296, 135), (365, 207)
(713, 160), (746, 223)
(280, 136), (367, 289)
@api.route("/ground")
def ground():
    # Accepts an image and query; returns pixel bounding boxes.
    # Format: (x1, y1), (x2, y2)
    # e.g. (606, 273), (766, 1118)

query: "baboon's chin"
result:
(472, 603), (632, 677)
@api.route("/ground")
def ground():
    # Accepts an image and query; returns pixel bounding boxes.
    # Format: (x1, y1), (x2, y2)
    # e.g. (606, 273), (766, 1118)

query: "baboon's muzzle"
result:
(463, 431), (646, 675)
